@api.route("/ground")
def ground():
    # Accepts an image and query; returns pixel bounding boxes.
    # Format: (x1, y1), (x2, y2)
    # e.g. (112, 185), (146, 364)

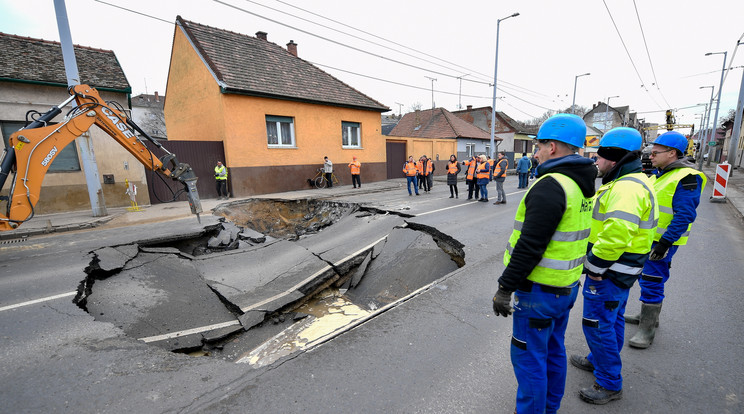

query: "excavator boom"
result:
(0, 85), (202, 231)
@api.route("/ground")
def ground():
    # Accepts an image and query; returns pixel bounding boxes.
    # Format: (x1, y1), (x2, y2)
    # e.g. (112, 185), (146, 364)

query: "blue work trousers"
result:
(406, 176), (419, 195)
(518, 172), (529, 188)
(639, 244), (679, 303)
(511, 282), (579, 414)
(581, 277), (629, 392)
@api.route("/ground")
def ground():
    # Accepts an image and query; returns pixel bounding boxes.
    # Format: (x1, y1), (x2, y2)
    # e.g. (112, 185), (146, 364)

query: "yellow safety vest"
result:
(503, 172), (593, 287)
(653, 167), (706, 245)
(214, 165), (227, 180)
(589, 173), (658, 261)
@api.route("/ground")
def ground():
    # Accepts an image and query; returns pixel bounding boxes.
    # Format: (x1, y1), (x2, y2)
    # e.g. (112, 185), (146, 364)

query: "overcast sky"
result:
(2, 0), (743, 133)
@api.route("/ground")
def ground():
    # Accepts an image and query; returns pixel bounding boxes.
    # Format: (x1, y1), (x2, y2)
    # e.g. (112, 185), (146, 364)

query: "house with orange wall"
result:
(164, 17), (390, 196)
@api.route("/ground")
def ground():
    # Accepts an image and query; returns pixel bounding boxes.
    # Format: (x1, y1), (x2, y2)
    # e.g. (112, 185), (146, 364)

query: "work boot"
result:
(625, 309), (659, 327)
(579, 382), (623, 405)
(570, 354), (594, 372)
(629, 302), (662, 349)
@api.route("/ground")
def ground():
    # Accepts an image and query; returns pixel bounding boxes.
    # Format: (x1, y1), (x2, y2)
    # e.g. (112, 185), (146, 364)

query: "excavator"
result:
(0, 84), (202, 231)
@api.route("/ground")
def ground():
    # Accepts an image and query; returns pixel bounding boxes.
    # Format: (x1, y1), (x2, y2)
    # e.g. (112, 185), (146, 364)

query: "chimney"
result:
(286, 40), (298, 57)
(154, 91), (160, 102)
(256, 31), (267, 41)
(466, 105), (473, 111)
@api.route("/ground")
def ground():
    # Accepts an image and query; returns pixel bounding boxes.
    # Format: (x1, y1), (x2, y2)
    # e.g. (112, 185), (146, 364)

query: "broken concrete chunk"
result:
(140, 246), (182, 254)
(217, 229), (232, 245)
(238, 228), (266, 243)
(94, 246), (138, 272)
(238, 310), (266, 330)
(349, 251), (373, 289)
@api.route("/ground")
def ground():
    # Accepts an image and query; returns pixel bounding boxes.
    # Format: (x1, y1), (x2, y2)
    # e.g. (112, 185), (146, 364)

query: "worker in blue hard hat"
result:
(492, 113), (598, 414)
(569, 127), (658, 405)
(625, 130), (706, 349)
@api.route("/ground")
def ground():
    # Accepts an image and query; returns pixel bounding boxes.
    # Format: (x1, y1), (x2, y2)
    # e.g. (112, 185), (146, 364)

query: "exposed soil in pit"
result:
(74, 198), (465, 365)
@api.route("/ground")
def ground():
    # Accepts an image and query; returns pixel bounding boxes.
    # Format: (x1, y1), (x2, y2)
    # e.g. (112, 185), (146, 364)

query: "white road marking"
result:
(138, 320), (241, 343)
(416, 189), (525, 216)
(0, 291), (77, 312)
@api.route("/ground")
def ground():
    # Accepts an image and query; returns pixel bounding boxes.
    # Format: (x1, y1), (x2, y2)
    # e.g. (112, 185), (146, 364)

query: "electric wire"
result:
(632, 0), (670, 108)
(602, 0), (663, 111)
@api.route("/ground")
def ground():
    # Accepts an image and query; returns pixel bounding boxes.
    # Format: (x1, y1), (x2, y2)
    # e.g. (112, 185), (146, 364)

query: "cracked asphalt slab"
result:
(74, 199), (466, 357)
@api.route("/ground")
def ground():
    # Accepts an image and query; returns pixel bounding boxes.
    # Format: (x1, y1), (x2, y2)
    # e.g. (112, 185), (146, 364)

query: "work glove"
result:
(492, 288), (513, 317)
(649, 239), (672, 261)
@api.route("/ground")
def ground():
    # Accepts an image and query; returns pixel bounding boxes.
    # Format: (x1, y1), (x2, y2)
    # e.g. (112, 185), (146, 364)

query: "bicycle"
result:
(310, 168), (340, 189)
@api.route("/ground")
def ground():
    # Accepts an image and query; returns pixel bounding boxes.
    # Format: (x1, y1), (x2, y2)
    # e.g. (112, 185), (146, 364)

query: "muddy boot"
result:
(629, 302), (662, 349)
(579, 382), (623, 405)
(625, 309), (658, 327)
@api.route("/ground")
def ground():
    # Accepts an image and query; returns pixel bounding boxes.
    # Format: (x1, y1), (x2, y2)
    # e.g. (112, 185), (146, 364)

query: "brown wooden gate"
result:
(386, 141), (406, 179)
(144, 140), (226, 204)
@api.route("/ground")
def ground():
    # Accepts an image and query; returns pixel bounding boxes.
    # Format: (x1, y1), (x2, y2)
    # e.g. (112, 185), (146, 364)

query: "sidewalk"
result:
(0, 178), (404, 240)
(2, 166), (740, 241)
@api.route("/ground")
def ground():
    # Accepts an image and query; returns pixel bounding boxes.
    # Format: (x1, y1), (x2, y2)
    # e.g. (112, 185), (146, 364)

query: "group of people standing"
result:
(402, 155), (436, 195)
(492, 113), (705, 413)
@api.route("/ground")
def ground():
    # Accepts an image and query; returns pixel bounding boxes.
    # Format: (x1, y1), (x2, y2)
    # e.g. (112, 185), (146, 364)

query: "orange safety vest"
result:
(466, 159), (477, 180)
(423, 161), (433, 176)
(348, 161), (361, 175)
(403, 161), (418, 176)
(476, 162), (490, 179)
(494, 158), (508, 177)
(447, 162), (459, 174)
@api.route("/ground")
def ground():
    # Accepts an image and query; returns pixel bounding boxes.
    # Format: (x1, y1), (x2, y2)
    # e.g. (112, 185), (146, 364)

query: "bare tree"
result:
(408, 102), (423, 112)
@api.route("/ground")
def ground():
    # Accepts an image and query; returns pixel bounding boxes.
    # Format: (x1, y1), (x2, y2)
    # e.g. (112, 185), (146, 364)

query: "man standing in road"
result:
(323, 156), (334, 188)
(516, 152), (531, 189)
(570, 127), (657, 405)
(464, 156), (480, 200)
(626, 131), (706, 349)
(403, 155), (419, 196)
(214, 161), (228, 200)
(492, 151), (509, 204)
(492, 114), (597, 414)
(348, 156), (361, 188)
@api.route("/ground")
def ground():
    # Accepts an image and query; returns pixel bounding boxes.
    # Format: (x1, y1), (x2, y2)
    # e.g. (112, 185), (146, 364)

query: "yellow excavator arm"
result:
(0, 85), (202, 231)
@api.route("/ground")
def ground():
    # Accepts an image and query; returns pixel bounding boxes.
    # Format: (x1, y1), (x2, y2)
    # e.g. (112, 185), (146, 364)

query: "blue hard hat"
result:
(600, 127), (642, 151)
(537, 114), (587, 148)
(652, 131), (688, 154)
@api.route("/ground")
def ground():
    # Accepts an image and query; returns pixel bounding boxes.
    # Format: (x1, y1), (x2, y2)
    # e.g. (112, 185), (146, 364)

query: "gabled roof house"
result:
(164, 17), (390, 195)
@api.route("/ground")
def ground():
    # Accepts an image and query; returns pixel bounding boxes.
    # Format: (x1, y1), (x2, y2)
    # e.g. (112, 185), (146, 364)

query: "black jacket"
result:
(498, 154), (597, 291)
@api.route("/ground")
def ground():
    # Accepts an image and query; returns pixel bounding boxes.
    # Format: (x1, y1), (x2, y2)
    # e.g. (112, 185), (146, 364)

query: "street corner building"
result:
(0, 32), (150, 214)
(164, 17), (390, 196)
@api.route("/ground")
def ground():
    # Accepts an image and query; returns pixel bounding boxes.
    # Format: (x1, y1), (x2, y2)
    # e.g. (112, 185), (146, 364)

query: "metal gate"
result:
(386, 141), (406, 179)
(144, 140), (226, 204)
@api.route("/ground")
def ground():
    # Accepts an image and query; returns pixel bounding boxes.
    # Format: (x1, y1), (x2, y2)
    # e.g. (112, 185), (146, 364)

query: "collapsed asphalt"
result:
(73, 199), (465, 363)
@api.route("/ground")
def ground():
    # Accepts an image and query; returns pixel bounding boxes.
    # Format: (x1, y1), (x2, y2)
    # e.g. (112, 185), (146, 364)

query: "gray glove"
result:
(492, 289), (513, 317)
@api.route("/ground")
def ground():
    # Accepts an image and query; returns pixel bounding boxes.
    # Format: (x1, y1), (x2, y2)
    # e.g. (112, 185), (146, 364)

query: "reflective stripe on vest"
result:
(466, 161), (477, 180)
(476, 162), (489, 179)
(349, 161), (361, 174)
(215, 166), (227, 180)
(503, 172), (593, 287)
(403, 162), (417, 176)
(588, 172), (658, 273)
(447, 162), (459, 174)
(494, 159), (508, 177)
(653, 167), (706, 245)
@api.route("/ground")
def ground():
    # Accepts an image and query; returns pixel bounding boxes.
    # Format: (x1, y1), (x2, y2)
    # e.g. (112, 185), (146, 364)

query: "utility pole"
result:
(728, 44), (744, 172)
(424, 76), (437, 109)
(703, 51), (728, 168)
(394, 102), (404, 118)
(604, 95), (619, 133)
(490, 12), (519, 159)
(457, 74), (469, 109)
(53, 0), (107, 217)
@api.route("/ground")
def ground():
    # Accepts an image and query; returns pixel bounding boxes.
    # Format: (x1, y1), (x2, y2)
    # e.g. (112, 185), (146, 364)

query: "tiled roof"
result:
(388, 108), (494, 140)
(497, 111), (538, 135)
(132, 93), (165, 109)
(177, 17), (389, 112)
(0, 32), (130, 92)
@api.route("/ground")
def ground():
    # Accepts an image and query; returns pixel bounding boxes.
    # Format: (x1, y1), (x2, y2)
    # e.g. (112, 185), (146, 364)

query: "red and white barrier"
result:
(712, 162), (730, 201)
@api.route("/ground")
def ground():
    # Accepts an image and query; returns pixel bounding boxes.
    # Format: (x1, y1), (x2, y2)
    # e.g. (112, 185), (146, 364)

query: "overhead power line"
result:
(632, 0), (671, 108)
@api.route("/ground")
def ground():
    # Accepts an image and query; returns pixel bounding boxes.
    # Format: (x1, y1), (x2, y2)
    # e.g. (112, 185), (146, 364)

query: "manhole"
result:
(73, 199), (465, 365)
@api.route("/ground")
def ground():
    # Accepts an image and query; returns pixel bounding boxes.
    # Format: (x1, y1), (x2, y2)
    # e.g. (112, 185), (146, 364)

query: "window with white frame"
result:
(265, 115), (295, 147)
(485, 145), (491, 157)
(342, 121), (361, 148)
(466, 143), (475, 158)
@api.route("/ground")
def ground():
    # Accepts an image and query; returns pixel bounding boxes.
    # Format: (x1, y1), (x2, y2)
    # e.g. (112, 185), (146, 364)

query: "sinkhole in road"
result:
(74, 199), (465, 366)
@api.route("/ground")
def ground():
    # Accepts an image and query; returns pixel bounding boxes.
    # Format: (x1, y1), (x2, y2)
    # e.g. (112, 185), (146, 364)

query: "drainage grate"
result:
(0, 237), (28, 245)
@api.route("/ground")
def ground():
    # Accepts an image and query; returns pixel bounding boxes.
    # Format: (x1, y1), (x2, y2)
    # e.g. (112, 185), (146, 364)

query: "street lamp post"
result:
(698, 86), (715, 165)
(702, 51), (727, 168)
(728, 42), (744, 171)
(489, 12), (519, 159)
(604, 95), (619, 132)
(571, 73), (590, 114)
